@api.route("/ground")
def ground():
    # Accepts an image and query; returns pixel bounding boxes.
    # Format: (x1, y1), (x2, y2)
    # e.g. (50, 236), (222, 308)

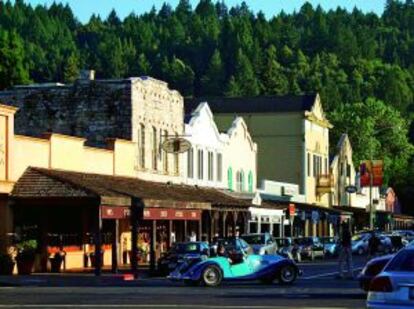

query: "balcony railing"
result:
(316, 174), (334, 194)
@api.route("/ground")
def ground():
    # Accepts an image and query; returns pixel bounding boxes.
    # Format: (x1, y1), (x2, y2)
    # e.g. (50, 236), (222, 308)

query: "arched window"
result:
(187, 147), (194, 178)
(227, 167), (233, 191)
(248, 171), (253, 193)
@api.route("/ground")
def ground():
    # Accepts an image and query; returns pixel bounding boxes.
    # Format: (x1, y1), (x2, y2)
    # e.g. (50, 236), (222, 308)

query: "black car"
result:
(158, 242), (209, 276)
(357, 254), (394, 291)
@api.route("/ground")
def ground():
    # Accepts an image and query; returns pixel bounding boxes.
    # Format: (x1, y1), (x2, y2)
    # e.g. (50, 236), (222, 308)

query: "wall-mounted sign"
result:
(360, 160), (383, 187)
(143, 208), (201, 221)
(345, 185), (358, 194)
(282, 185), (296, 196)
(162, 138), (191, 153)
(101, 206), (130, 219)
(288, 204), (296, 216)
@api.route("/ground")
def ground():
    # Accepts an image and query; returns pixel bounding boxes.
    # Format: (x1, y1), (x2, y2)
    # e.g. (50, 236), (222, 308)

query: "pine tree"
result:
(260, 45), (288, 95)
(233, 49), (260, 96)
(63, 53), (79, 83)
(200, 49), (225, 96)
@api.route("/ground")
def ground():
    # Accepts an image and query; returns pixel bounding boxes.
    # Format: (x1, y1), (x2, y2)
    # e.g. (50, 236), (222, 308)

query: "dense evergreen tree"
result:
(0, 0), (413, 198)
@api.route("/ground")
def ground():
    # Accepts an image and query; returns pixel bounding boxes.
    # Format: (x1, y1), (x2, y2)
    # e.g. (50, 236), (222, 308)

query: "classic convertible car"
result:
(168, 238), (301, 287)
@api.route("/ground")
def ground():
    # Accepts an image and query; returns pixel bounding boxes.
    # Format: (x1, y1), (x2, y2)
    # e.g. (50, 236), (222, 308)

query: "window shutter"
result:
(248, 171), (253, 193)
(227, 167), (233, 191)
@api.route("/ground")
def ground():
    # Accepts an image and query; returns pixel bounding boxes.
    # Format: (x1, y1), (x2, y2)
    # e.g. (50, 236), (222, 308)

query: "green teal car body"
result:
(168, 249), (301, 286)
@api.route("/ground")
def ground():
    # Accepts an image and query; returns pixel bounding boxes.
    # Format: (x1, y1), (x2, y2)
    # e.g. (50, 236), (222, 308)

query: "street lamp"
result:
(368, 125), (399, 230)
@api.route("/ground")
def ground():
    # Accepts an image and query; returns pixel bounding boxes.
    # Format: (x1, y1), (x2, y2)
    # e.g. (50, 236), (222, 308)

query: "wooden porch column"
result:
(150, 220), (157, 273)
(232, 212), (238, 236)
(222, 212), (227, 238)
(111, 219), (119, 273)
(184, 220), (188, 241)
(94, 203), (103, 276)
(131, 198), (142, 279)
(198, 219), (202, 241)
(168, 220), (173, 247)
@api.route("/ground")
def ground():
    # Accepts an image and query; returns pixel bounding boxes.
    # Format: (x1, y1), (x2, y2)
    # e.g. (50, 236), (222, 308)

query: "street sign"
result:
(162, 137), (191, 153)
(345, 185), (358, 194)
(360, 160), (383, 187)
(288, 203), (296, 216)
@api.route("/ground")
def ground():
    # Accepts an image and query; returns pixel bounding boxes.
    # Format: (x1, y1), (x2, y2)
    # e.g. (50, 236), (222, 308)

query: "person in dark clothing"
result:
(337, 223), (354, 279)
(368, 232), (380, 260)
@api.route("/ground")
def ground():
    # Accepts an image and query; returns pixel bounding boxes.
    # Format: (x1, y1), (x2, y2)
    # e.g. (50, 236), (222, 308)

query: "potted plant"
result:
(0, 253), (15, 275)
(49, 250), (66, 273)
(15, 240), (37, 275)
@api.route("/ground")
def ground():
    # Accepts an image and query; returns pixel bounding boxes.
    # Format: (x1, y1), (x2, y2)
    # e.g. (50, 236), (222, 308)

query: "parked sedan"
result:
(352, 233), (392, 255)
(358, 254), (394, 291)
(297, 237), (324, 260)
(321, 237), (340, 257)
(158, 242), (209, 276)
(367, 246), (414, 308)
(241, 233), (278, 255)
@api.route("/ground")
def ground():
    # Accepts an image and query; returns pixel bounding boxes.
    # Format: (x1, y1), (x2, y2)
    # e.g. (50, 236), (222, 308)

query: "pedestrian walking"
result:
(337, 223), (354, 279)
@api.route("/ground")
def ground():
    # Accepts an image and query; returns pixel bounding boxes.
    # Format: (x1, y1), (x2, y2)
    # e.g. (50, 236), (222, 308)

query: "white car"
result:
(367, 246), (414, 308)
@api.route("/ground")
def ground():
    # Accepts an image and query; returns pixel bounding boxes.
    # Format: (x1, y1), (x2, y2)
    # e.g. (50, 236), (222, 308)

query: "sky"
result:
(22, 0), (386, 23)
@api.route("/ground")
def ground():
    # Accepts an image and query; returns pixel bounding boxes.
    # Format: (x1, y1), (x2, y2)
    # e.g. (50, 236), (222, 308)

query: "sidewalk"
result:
(0, 270), (156, 287)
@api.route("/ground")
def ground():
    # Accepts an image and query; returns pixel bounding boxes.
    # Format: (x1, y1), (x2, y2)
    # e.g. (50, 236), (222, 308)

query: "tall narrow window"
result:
(240, 170), (245, 192)
(208, 151), (214, 181)
(307, 153), (311, 177)
(197, 149), (204, 180)
(152, 126), (157, 170)
(216, 153), (222, 182)
(227, 167), (233, 191)
(248, 171), (253, 193)
(163, 130), (168, 173)
(174, 132), (179, 175)
(187, 148), (194, 178)
(313, 154), (317, 177)
(139, 124), (145, 168)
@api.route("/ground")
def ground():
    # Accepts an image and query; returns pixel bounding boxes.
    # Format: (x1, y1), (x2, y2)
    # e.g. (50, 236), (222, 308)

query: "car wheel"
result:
(357, 247), (364, 255)
(201, 265), (222, 287)
(279, 265), (297, 285)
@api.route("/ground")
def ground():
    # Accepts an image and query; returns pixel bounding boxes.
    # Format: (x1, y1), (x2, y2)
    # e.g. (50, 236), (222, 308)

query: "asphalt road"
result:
(0, 256), (369, 309)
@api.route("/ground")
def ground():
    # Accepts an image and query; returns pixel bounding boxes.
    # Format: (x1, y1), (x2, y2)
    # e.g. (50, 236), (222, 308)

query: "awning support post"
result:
(94, 203), (103, 276)
(131, 197), (142, 279)
(111, 219), (119, 273)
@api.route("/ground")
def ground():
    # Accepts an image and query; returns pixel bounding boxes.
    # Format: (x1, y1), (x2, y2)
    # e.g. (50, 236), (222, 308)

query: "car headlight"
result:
(259, 248), (265, 255)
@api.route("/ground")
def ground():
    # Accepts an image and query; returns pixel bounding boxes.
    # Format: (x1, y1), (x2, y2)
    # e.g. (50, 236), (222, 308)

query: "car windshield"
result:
(173, 243), (199, 254)
(219, 238), (252, 255)
(242, 235), (265, 245)
(385, 249), (414, 272)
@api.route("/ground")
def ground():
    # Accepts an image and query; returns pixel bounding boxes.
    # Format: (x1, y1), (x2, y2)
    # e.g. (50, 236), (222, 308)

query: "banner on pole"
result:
(360, 160), (383, 187)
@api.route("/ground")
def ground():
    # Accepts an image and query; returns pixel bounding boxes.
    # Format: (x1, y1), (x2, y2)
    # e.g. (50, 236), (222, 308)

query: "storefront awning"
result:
(11, 167), (251, 211)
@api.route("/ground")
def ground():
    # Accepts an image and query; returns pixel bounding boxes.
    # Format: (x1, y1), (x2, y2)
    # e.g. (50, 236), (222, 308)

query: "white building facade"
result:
(183, 102), (257, 193)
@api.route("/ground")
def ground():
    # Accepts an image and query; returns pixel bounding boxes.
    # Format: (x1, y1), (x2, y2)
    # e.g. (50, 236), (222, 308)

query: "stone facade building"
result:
(0, 74), (184, 183)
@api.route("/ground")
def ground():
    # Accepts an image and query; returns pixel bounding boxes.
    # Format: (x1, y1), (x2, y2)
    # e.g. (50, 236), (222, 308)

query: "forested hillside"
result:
(0, 0), (413, 209)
